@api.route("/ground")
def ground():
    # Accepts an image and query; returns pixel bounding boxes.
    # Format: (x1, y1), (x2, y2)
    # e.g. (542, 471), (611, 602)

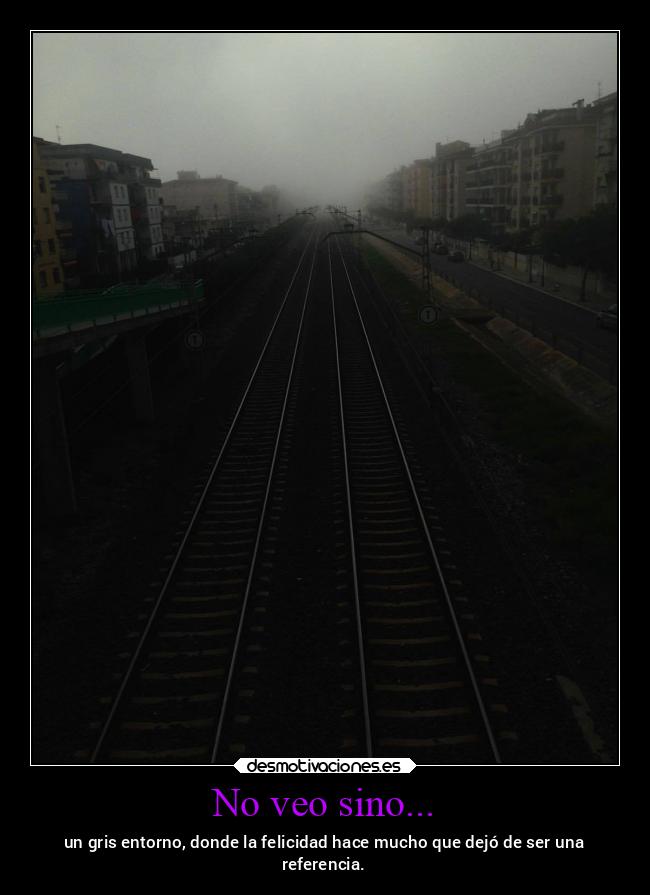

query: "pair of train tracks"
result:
(89, 226), (319, 763)
(88, 222), (506, 764)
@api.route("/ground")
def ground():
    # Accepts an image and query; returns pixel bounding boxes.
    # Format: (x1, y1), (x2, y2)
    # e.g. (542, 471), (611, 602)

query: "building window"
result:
(38, 176), (46, 193)
(48, 238), (56, 254)
(43, 208), (51, 224)
(35, 240), (42, 256)
(39, 270), (47, 287)
(53, 268), (61, 284)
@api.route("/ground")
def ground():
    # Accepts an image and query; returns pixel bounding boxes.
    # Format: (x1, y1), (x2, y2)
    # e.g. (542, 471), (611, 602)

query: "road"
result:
(373, 228), (618, 380)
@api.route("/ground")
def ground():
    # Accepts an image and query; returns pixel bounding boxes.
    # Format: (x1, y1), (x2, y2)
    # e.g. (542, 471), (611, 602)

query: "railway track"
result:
(88, 220), (508, 765)
(89, 225), (319, 763)
(328, 236), (502, 763)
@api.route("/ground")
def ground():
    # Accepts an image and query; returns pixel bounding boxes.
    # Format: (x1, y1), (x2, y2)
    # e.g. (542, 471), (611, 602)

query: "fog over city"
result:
(32, 31), (617, 207)
(33, 27), (619, 785)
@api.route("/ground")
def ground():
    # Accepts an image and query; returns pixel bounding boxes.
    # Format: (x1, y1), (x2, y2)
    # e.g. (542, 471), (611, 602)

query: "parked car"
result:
(434, 244), (449, 255)
(448, 251), (465, 262)
(596, 304), (618, 330)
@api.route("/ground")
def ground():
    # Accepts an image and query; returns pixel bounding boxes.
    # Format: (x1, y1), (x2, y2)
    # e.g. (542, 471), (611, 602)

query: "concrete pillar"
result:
(125, 330), (155, 422)
(34, 355), (77, 516)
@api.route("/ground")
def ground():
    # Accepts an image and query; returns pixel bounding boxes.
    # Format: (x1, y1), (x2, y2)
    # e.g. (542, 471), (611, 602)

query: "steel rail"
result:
(334, 236), (503, 764)
(210, 231), (320, 762)
(345, 247), (596, 713)
(89, 226), (317, 764)
(327, 239), (374, 758)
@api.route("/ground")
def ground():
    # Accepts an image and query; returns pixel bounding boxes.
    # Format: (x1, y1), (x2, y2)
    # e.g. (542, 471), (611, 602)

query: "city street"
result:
(379, 228), (618, 375)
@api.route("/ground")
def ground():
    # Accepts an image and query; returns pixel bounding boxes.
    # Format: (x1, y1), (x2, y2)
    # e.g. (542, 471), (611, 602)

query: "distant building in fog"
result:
(365, 92), (616, 234)
(237, 184), (283, 228)
(364, 168), (405, 217)
(161, 171), (239, 225)
(403, 159), (433, 219)
(431, 141), (474, 221)
(464, 134), (513, 232)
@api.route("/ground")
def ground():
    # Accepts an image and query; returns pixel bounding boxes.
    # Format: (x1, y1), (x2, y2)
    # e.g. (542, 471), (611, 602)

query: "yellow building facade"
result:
(33, 139), (64, 297)
(403, 159), (433, 220)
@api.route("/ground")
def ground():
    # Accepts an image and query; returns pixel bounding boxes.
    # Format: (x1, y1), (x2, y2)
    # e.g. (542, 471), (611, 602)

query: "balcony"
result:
(466, 197), (505, 207)
(539, 141), (565, 153)
(540, 195), (563, 206)
(466, 160), (510, 173)
(540, 168), (564, 180)
(87, 168), (133, 185)
(59, 246), (77, 262)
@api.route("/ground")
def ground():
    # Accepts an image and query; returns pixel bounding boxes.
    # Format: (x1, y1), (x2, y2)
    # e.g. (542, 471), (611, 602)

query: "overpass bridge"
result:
(33, 280), (206, 516)
(33, 279), (204, 356)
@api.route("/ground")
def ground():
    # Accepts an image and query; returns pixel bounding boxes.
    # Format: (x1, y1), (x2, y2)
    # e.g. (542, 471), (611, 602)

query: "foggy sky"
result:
(32, 31), (618, 208)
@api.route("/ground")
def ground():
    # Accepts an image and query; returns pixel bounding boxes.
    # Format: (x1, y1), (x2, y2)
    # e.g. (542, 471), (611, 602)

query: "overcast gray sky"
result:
(32, 31), (618, 207)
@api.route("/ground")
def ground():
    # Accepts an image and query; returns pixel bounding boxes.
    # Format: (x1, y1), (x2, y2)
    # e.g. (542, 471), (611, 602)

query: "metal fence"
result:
(433, 269), (617, 386)
(33, 280), (204, 335)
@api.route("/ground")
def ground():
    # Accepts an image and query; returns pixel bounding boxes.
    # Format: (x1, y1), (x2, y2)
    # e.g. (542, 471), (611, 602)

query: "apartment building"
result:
(593, 92), (618, 207)
(365, 168), (406, 216)
(504, 102), (597, 230)
(367, 92), (612, 235)
(161, 204), (211, 252)
(32, 139), (64, 296)
(161, 171), (239, 226)
(403, 159), (433, 219)
(37, 141), (164, 285)
(431, 141), (474, 221)
(464, 134), (515, 232)
(130, 180), (164, 260)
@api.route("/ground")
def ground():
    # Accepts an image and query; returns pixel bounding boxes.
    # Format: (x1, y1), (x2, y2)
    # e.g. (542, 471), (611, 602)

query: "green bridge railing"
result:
(33, 280), (204, 336)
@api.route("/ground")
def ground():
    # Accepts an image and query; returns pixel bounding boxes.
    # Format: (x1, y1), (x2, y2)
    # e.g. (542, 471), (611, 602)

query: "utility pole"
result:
(357, 208), (362, 260)
(421, 226), (431, 302)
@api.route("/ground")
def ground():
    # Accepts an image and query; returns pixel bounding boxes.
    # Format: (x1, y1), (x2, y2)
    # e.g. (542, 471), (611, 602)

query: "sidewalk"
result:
(466, 254), (615, 313)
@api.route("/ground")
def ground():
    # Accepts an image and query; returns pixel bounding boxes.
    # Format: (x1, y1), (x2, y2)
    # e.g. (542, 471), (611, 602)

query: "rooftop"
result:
(36, 139), (154, 170)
